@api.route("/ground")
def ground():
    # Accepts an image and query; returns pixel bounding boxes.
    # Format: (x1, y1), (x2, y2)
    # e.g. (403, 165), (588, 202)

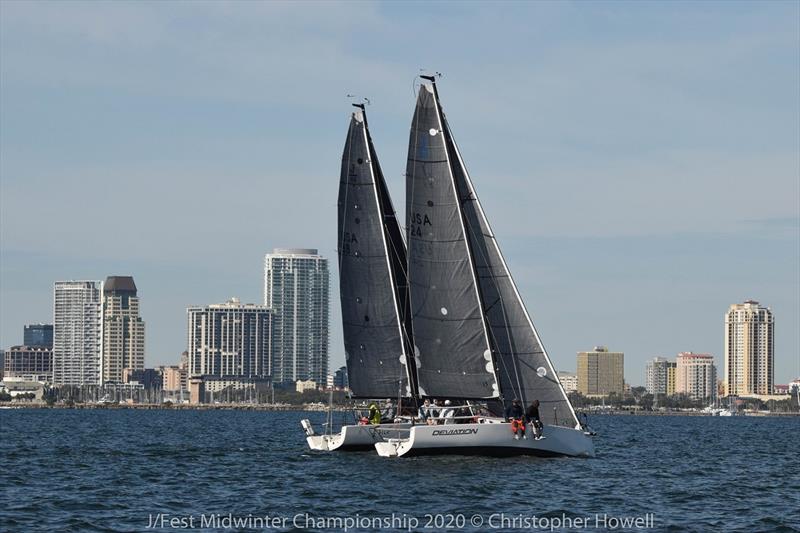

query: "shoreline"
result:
(1, 403), (798, 417)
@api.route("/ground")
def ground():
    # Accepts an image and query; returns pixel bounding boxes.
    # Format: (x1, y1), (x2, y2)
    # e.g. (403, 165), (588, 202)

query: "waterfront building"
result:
(3, 345), (53, 382)
(577, 346), (624, 397)
(296, 379), (317, 393)
(724, 301), (774, 396)
(186, 298), (272, 379)
(558, 371), (578, 393)
(645, 357), (677, 396)
(23, 324), (53, 348)
(667, 365), (676, 395)
(675, 352), (717, 402)
(263, 248), (329, 385)
(102, 276), (145, 383)
(333, 366), (348, 390)
(122, 368), (162, 390)
(160, 365), (187, 392)
(188, 375), (271, 404)
(53, 281), (103, 385)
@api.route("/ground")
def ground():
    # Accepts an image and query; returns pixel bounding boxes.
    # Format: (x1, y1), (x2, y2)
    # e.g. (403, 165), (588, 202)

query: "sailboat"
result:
(302, 104), (418, 451)
(374, 77), (594, 458)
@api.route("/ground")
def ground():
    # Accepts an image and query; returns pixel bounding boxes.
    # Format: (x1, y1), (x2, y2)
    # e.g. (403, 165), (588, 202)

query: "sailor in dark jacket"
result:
(526, 400), (543, 439)
(504, 399), (526, 440)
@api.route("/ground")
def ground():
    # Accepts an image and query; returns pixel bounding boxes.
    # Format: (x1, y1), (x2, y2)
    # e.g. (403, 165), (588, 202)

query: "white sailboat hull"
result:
(302, 421), (413, 452)
(374, 421), (594, 458)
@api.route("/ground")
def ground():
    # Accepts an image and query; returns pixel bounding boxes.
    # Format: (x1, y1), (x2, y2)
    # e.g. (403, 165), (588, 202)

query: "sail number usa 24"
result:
(409, 212), (432, 237)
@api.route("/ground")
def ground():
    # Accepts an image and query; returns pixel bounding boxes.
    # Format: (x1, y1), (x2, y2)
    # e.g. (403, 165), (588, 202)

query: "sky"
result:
(1, 0), (798, 385)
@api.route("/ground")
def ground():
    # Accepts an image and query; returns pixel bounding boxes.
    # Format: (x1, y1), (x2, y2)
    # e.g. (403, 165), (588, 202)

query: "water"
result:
(1, 409), (798, 532)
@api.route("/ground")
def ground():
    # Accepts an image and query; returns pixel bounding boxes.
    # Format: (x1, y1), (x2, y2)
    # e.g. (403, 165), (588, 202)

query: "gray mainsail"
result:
(339, 106), (416, 399)
(408, 79), (579, 427)
(405, 84), (500, 399)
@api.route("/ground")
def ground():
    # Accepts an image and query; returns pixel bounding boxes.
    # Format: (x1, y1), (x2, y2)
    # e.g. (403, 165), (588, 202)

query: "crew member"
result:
(526, 399), (543, 439)
(504, 398), (526, 440)
(368, 402), (381, 425)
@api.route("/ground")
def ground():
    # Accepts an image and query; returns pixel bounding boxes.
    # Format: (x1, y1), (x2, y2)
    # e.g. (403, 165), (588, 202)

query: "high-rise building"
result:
(645, 357), (677, 396)
(264, 248), (329, 384)
(333, 366), (349, 389)
(724, 300), (774, 396)
(23, 324), (54, 348)
(53, 281), (103, 385)
(558, 371), (579, 393)
(160, 366), (187, 392)
(667, 365), (676, 396)
(102, 276), (145, 383)
(186, 298), (272, 379)
(676, 352), (717, 401)
(3, 345), (53, 382)
(577, 346), (624, 397)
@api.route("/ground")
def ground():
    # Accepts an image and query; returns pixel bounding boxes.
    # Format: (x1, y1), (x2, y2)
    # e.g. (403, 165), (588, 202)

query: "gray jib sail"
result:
(405, 84), (499, 399)
(441, 113), (580, 428)
(339, 109), (414, 398)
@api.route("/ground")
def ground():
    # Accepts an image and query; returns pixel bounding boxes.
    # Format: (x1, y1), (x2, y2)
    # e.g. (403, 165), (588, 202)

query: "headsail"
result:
(339, 106), (416, 399)
(442, 113), (579, 427)
(405, 83), (500, 399)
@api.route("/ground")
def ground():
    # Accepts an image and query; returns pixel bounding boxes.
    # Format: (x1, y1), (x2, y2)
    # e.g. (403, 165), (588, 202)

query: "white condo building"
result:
(53, 280), (103, 385)
(558, 372), (578, 393)
(264, 248), (329, 384)
(724, 300), (774, 396)
(646, 357), (676, 396)
(186, 298), (272, 378)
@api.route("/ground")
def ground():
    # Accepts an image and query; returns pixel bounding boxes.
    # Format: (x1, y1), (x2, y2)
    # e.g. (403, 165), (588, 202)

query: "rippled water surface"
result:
(1, 409), (798, 532)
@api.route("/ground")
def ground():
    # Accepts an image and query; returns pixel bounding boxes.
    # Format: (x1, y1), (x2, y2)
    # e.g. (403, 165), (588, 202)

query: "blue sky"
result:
(1, 1), (798, 385)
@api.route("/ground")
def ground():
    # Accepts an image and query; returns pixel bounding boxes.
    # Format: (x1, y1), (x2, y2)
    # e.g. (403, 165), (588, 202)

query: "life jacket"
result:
(368, 403), (381, 425)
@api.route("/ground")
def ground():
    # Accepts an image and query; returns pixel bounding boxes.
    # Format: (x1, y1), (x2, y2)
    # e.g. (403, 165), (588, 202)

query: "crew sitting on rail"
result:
(526, 399), (544, 439)
(504, 398), (526, 440)
(381, 399), (395, 422)
(440, 400), (455, 424)
(368, 402), (381, 425)
(418, 399), (432, 423)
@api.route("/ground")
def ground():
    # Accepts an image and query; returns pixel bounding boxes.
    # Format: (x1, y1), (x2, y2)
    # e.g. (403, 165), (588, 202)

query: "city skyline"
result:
(2, 2), (798, 384)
